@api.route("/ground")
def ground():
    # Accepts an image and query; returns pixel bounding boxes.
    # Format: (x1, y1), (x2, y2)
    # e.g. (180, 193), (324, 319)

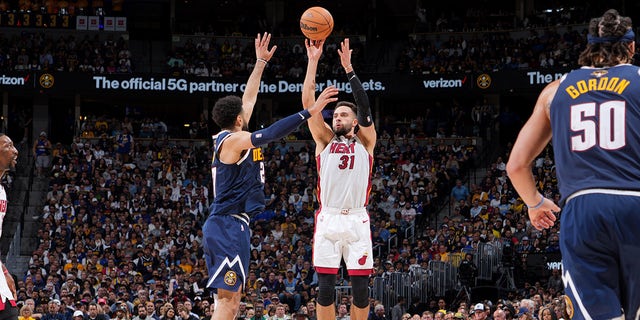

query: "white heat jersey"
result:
(0, 185), (6, 239)
(0, 184), (13, 303)
(317, 135), (372, 209)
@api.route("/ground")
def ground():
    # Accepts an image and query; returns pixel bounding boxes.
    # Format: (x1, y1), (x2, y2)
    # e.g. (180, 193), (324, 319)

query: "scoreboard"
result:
(0, 12), (126, 31)
(1, 12), (72, 28)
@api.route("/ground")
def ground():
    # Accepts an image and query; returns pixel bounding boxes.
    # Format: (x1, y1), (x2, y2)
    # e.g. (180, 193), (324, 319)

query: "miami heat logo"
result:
(358, 252), (369, 265)
(224, 271), (237, 286)
(564, 295), (574, 319)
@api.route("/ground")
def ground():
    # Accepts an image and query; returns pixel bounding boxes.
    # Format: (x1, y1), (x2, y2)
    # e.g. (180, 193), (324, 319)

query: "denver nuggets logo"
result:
(476, 74), (491, 89)
(39, 73), (54, 89)
(224, 271), (237, 286)
(564, 295), (574, 319)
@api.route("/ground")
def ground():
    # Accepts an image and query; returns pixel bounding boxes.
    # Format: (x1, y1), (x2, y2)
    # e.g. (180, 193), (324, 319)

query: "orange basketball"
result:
(300, 6), (334, 40)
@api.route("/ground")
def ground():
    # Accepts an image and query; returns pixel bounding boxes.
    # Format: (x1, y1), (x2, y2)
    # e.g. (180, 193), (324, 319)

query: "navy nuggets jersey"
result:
(209, 131), (265, 217)
(550, 64), (640, 203)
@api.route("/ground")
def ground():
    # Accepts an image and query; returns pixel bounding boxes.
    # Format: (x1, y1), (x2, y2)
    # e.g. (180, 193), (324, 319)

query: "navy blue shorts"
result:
(561, 191), (640, 320)
(202, 214), (251, 293)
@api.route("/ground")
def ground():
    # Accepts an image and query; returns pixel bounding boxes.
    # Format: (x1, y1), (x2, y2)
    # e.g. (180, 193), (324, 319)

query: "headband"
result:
(587, 29), (635, 44)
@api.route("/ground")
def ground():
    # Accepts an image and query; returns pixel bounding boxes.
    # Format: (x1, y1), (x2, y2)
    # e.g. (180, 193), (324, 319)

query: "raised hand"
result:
(337, 38), (352, 70)
(305, 39), (324, 61)
(255, 32), (277, 62)
(307, 86), (339, 117)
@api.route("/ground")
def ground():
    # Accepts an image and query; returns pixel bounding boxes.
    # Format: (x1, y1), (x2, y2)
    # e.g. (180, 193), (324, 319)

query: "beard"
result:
(334, 123), (352, 137)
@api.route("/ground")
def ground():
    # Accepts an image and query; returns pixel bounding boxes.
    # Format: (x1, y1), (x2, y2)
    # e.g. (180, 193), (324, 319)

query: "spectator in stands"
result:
(546, 269), (562, 293)
(117, 59), (132, 73)
(471, 303), (488, 320)
(450, 179), (469, 206)
(15, 56), (29, 71)
(493, 308), (507, 320)
(40, 300), (64, 320)
(72, 310), (85, 320)
(193, 62), (209, 77)
(115, 127), (134, 163)
(370, 304), (386, 320)
(18, 304), (36, 320)
(391, 296), (406, 320)
(33, 131), (52, 177)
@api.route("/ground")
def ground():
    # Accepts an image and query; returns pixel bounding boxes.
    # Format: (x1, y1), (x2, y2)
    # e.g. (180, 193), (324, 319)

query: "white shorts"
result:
(313, 207), (374, 275)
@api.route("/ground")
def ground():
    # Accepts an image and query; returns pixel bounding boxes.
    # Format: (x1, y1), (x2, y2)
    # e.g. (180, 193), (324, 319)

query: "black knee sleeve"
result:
(351, 276), (369, 308)
(316, 273), (336, 307)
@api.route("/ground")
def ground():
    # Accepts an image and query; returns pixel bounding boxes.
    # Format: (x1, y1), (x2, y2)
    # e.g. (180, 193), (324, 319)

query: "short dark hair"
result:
(212, 95), (243, 129)
(335, 101), (357, 115)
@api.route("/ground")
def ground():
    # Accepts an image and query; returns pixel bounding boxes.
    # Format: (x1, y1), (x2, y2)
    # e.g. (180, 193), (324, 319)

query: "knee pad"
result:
(316, 273), (336, 307)
(351, 275), (369, 308)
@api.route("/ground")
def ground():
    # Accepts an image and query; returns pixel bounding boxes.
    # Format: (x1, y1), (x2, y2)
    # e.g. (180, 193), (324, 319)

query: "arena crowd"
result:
(8, 106), (569, 320)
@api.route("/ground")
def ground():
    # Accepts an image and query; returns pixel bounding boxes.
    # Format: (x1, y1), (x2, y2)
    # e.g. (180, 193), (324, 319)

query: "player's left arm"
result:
(242, 32), (277, 121)
(338, 38), (376, 153)
(303, 39), (334, 152)
(506, 79), (561, 230)
(2, 263), (16, 300)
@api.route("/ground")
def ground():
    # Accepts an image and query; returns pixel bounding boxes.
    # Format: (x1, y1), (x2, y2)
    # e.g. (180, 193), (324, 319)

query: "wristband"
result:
(526, 194), (545, 210)
(257, 58), (268, 64)
(298, 109), (311, 120)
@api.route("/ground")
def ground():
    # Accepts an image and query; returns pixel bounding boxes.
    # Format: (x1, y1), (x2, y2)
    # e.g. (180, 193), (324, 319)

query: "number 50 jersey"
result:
(316, 135), (373, 209)
(551, 64), (640, 204)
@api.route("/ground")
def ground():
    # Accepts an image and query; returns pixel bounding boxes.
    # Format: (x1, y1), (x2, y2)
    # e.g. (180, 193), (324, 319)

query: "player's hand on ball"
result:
(305, 39), (324, 61)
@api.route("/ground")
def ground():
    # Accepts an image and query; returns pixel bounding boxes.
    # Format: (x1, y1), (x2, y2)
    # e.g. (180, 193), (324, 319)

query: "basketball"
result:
(300, 6), (334, 40)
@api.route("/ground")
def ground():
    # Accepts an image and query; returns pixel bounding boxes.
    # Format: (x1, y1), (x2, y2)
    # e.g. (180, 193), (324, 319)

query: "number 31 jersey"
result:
(551, 64), (640, 204)
(316, 135), (373, 209)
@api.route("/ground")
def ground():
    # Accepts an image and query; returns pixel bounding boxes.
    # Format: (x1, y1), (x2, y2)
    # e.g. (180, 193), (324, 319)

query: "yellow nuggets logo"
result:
(39, 73), (54, 89)
(564, 295), (574, 319)
(224, 271), (237, 286)
(476, 73), (491, 89)
(252, 148), (264, 161)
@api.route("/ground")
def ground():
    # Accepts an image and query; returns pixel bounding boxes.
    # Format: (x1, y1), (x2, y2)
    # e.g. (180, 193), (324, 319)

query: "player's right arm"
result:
(220, 86), (339, 164)
(506, 80), (561, 230)
(242, 32), (277, 121)
(303, 39), (334, 153)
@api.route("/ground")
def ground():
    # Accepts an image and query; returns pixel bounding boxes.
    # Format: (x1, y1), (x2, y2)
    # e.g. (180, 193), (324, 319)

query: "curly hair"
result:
(578, 9), (635, 67)
(211, 95), (243, 130)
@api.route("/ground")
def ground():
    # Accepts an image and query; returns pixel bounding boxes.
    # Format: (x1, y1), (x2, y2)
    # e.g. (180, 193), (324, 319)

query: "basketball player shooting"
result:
(302, 38), (376, 320)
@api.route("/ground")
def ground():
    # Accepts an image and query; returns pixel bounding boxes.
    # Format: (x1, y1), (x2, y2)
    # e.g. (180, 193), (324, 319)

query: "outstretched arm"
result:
(338, 38), (376, 154)
(242, 32), (277, 121)
(302, 39), (334, 152)
(222, 86), (340, 161)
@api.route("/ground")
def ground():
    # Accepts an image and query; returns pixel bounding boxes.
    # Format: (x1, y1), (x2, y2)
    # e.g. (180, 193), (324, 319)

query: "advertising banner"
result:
(0, 69), (576, 100)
